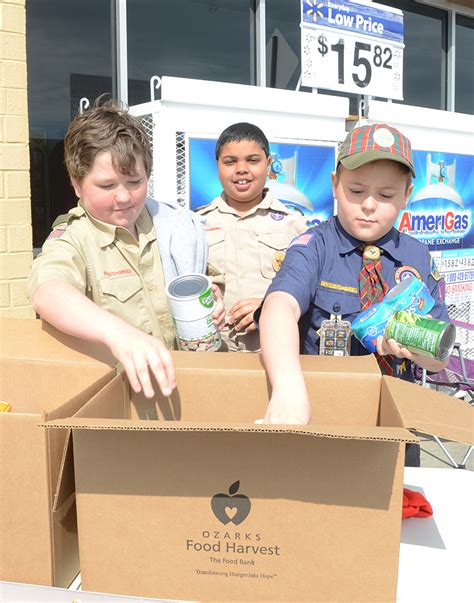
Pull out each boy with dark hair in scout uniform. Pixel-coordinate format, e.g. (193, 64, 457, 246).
(197, 122, 307, 352)
(258, 123, 450, 466)
(29, 99, 222, 398)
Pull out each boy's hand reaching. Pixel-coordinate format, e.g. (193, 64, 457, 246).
(227, 297, 262, 333)
(105, 325, 176, 399)
(263, 382, 311, 425)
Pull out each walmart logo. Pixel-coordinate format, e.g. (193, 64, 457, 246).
(304, 0, 324, 23)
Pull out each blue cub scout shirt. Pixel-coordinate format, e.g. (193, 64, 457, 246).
(265, 217, 450, 381)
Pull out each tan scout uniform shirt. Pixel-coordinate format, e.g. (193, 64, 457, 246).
(197, 190, 307, 352)
(28, 202, 176, 348)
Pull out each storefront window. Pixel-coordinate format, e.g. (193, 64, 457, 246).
(26, 0, 112, 247)
(265, 1, 359, 114)
(127, 0, 251, 106)
(378, 0, 447, 110)
(265, 0, 301, 90)
(455, 14, 474, 115)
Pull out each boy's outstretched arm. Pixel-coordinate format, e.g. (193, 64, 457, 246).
(260, 291, 311, 424)
(32, 281, 176, 398)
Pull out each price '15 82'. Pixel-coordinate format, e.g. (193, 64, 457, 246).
(317, 35, 392, 88)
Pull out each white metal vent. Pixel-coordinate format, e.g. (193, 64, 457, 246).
(136, 113, 155, 197)
(176, 132, 186, 208)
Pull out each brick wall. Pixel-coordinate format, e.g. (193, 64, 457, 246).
(0, 0, 34, 317)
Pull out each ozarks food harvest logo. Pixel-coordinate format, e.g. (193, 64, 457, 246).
(211, 481, 251, 526)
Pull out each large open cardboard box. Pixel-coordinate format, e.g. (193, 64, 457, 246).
(45, 351, 473, 602)
(0, 318, 115, 587)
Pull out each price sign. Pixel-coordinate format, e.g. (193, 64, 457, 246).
(436, 249, 474, 305)
(301, 0, 404, 100)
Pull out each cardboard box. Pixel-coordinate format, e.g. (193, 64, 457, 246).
(0, 318, 116, 587)
(45, 353, 473, 602)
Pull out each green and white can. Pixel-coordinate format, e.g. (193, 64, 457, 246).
(165, 273, 222, 352)
(385, 311, 455, 360)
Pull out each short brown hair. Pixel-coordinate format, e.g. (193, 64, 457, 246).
(64, 98, 152, 182)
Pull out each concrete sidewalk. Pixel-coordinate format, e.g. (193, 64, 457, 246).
(418, 388, 472, 470)
(420, 434, 473, 470)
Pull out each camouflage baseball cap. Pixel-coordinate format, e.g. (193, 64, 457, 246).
(337, 123, 416, 177)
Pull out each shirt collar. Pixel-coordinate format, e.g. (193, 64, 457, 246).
(260, 189, 295, 214)
(79, 201, 155, 248)
(216, 188, 293, 217)
(215, 193, 240, 216)
(334, 217, 403, 260)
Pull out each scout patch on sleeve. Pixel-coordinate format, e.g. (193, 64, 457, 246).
(288, 232, 313, 248)
(46, 228, 66, 240)
(394, 266, 422, 283)
(272, 250, 286, 271)
(430, 257, 441, 281)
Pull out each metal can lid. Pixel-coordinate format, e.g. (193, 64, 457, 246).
(384, 276, 414, 302)
(167, 273, 209, 299)
(437, 323, 456, 360)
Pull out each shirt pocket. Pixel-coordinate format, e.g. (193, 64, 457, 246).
(258, 232, 293, 279)
(313, 286, 361, 319)
(206, 229, 226, 276)
(99, 275, 142, 303)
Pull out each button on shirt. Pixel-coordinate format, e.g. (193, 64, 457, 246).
(28, 202, 176, 348)
(197, 190, 308, 352)
(265, 217, 449, 380)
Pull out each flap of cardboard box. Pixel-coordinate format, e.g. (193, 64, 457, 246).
(1, 318, 115, 366)
(51, 375, 130, 512)
(381, 376, 474, 445)
(171, 349, 381, 376)
(42, 418, 418, 443)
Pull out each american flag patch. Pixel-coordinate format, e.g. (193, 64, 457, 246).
(46, 228, 66, 240)
(288, 233, 313, 248)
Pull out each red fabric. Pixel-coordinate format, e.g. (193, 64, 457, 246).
(402, 488, 433, 519)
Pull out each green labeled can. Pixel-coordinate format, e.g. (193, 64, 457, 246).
(385, 311, 456, 360)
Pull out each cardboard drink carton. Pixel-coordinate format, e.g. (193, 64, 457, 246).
(0, 318, 115, 587)
(44, 352, 473, 602)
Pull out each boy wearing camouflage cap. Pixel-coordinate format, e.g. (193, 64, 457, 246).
(258, 123, 450, 465)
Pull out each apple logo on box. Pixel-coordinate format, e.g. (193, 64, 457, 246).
(211, 480, 251, 525)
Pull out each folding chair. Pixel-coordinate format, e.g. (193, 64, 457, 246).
(418, 321, 474, 469)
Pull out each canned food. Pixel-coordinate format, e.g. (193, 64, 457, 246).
(351, 302, 394, 352)
(385, 311, 456, 360)
(383, 276, 435, 315)
(165, 273, 222, 352)
(351, 276, 436, 353)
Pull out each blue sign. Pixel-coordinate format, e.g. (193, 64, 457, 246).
(301, 0, 404, 44)
(189, 138, 336, 228)
(396, 150, 474, 251)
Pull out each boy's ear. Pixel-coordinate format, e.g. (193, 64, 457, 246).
(403, 182, 414, 208)
(71, 178, 82, 199)
(331, 171, 337, 196)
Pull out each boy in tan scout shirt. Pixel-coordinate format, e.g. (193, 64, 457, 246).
(197, 122, 307, 352)
(29, 100, 222, 398)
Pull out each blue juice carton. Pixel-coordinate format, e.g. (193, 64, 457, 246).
(351, 276, 435, 353)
